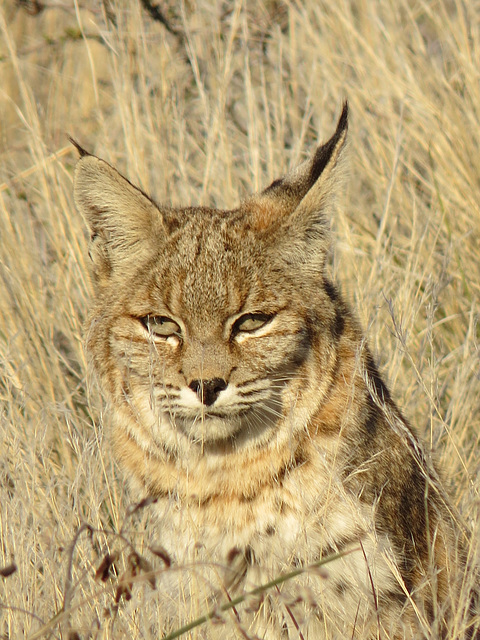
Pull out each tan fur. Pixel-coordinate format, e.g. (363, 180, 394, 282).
(73, 105, 474, 638)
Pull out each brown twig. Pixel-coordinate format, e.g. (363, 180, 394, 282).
(138, 0, 182, 37)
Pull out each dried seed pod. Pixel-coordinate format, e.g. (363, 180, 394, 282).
(149, 544, 172, 568)
(95, 552, 119, 582)
(0, 563, 17, 578)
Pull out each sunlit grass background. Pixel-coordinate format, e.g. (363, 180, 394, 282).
(1, 0, 479, 637)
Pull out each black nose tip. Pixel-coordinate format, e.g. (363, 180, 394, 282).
(188, 378, 227, 406)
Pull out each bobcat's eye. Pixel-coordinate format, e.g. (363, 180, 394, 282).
(232, 313, 273, 336)
(141, 315, 181, 338)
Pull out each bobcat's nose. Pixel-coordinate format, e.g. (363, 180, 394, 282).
(188, 378, 227, 406)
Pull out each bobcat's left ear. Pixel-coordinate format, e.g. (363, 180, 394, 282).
(245, 102, 348, 265)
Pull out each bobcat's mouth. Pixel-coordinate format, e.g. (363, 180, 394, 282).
(148, 378, 286, 446)
(172, 406, 248, 420)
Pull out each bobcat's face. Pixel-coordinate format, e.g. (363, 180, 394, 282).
(73, 105, 347, 452)
(101, 212, 315, 447)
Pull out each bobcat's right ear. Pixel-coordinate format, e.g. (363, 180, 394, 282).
(73, 152, 166, 287)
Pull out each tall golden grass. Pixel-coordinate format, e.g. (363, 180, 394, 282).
(0, 1, 479, 638)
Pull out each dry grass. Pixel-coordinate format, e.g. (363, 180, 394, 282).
(0, 0, 479, 638)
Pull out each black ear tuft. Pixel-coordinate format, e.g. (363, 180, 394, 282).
(308, 102, 348, 189)
(68, 136, 90, 158)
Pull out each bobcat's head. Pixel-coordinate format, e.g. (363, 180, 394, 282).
(73, 105, 348, 455)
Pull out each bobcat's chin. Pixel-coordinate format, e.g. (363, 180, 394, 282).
(173, 406, 281, 447)
(174, 413, 245, 444)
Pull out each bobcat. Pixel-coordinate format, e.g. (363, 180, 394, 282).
(72, 105, 474, 639)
